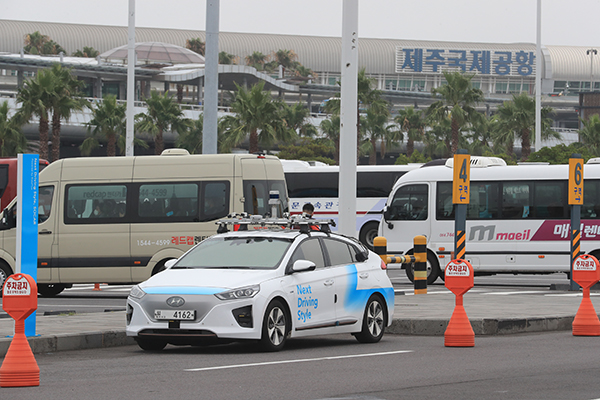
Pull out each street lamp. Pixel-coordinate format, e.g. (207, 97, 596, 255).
(587, 48, 597, 91)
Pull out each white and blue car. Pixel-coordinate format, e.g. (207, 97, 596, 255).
(126, 221, 395, 351)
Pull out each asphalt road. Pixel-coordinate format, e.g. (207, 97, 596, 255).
(2, 331, 600, 400)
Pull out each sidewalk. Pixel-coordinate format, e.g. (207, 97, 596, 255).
(1, 286, 599, 356)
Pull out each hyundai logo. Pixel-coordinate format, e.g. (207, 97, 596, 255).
(166, 296, 185, 307)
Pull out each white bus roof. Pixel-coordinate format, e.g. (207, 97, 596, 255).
(281, 159, 422, 173)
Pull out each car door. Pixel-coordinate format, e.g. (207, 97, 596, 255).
(284, 237, 337, 332)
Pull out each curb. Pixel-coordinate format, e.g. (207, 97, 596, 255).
(386, 316, 575, 336)
(0, 331, 135, 357)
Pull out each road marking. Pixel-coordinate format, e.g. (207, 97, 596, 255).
(480, 291, 548, 296)
(184, 349, 413, 372)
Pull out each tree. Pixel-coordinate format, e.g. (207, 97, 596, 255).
(579, 114, 600, 155)
(271, 49, 299, 75)
(23, 31, 50, 55)
(220, 82, 287, 153)
(279, 103, 317, 138)
(176, 114, 204, 154)
(493, 93, 558, 161)
(16, 68, 55, 160)
(245, 51, 269, 71)
(320, 115, 340, 164)
(135, 91, 191, 155)
(81, 95, 126, 157)
(276, 138, 335, 165)
(0, 101, 28, 156)
(186, 38, 205, 56)
(528, 143, 596, 164)
(427, 71, 484, 155)
(42, 40, 66, 55)
(219, 51, 237, 65)
(362, 99, 395, 165)
(72, 46, 99, 58)
(47, 64, 86, 161)
(395, 106, 424, 157)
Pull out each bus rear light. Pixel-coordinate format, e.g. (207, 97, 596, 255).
(380, 260, 387, 270)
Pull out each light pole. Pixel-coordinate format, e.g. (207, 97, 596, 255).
(587, 48, 597, 91)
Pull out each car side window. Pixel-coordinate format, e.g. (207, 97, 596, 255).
(323, 238, 354, 266)
(289, 238, 325, 270)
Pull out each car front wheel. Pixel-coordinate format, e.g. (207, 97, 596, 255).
(355, 294, 386, 343)
(260, 300, 289, 352)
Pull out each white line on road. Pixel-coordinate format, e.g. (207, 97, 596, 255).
(479, 291, 548, 295)
(184, 349, 413, 372)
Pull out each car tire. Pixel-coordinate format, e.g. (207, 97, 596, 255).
(135, 337, 167, 351)
(405, 252, 440, 285)
(359, 222, 379, 251)
(355, 294, 386, 343)
(38, 283, 66, 297)
(0, 263, 12, 297)
(260, 299, 289, 352)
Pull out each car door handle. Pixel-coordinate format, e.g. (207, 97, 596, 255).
(359, 272, 369, 279)
(324, 279, 334, 286)
(39, 230, 52, 235)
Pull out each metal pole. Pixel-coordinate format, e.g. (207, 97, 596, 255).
(125, 0, 135, 157)
(535, 0, 542, 153)
(338, 0, 358, 237)
(203, 0, 219, 154)
(587, 49, 597, 91)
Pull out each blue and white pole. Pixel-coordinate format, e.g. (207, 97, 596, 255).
(16, 154, 39, 337)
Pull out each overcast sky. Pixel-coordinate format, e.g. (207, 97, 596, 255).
(3, 0, 599, 47)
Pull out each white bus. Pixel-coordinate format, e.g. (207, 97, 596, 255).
(380, 157, 600, 284)
(282, 160, 421, 248)
(0, 150, 288, 296)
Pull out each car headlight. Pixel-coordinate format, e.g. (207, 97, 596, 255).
(215, 285, 260, 301)
(129, 285, 146, 300)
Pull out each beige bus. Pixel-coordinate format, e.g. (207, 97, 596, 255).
(0, 150, 288, 296)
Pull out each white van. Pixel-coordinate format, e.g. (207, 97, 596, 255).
(0, 151, 288, 296)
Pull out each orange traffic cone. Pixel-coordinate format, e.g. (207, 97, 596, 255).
(572, 288, 600, 336)
(444, 295, 475, 347)
(0, 321, 40, 387)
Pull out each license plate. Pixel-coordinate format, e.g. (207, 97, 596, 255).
(154, 309, 195, 320)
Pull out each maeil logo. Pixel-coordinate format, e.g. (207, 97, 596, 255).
(469, 225, 531, 241)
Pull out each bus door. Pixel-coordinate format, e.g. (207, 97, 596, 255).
(59, 183, 131, 283)
(384, 183, 431, 254)
(37, 184, 58, 282)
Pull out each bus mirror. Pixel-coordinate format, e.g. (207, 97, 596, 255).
(1, 209, 6, 226)
(383, 206, 390, 221)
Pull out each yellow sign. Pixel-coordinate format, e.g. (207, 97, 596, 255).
(568, 157, 583, 205)
(453, 154, 470, 204)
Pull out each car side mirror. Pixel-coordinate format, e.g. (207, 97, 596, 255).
(164, 259, 178, 269)
(292, 260, 316, 273)
(356, 251, 368, 262)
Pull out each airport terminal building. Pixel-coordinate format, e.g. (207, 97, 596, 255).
(0, 19, 598, 153)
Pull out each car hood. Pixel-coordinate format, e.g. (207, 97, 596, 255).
(138, 268, 280, 294)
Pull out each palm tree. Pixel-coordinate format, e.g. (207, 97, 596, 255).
(494, 93, 558, 160)
(579, 114, 600, 155)
(23, 31, 50, 55)
(81, 95, 126, 157)
(72, 46, 99, 58)
(395, 106, 424, 157)
(220, 82, 286, 153)
(136, 91, 190, 155)
(48, 64, 86, 162)
(279, 103, 317, 138)
(427, 71, 484, 155)
(219, 51, 237, 65)
(272, 49, 299, 75)
(16, 68, 55, 160)
(245, 51, 269, 71)
(320, 115, 341, 164)
(362, 99, 394, 165)
(467, 113, 494, 156)
(176, 114, 204, 154)
(0, 101, 28, 156)
(186, 38, 205, 56)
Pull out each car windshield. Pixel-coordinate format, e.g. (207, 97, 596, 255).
(173, 236, 292, 270)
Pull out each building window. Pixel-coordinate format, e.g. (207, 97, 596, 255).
(495, 82, 508, 94)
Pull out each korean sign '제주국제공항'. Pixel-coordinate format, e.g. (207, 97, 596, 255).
(396, 48, 536, 77)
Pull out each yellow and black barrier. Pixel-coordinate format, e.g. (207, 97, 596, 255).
(373, 235, 428, 294)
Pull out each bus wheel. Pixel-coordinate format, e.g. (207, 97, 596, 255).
(359, 222, 379, 250)
(38, 284, 66, 297)
(0, 263, 12, 296)
(404, 252, 440, 285)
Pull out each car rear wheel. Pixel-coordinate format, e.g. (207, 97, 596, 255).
(355, 294, 386, 343)
(135, 337, 167, 351)
(38, 284, 66, 297)
(260, 300, 289, 352)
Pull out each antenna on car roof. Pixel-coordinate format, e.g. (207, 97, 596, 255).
(215, 213, 336, 233)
